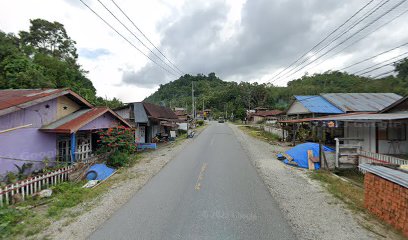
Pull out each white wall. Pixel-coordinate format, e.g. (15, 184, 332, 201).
(378, 126, 408, 154)
(344, 122, 408, 154)
(287, 101, 310, 115)
(344, 123, 376, 152)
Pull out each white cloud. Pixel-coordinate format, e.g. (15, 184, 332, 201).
(1, 0, 408, 101)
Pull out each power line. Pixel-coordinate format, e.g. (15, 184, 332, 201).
(109, 0, 186, 75)
(79, 0, 178, 77)
(96, 0, 182, 76)
(372, 69, 396, 78)
(275, 0, 406, 83)
(267, 0, 376, 83)
(272, 0, 393, 83)
(358, 62, 395, 75)
(352, 50, 408, 75)
(311, 6, 408, 72)
(338, 42, 408, 71)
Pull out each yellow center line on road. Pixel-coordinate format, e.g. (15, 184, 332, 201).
(195, 162, 208, 191)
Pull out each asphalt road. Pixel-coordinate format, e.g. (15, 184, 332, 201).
(89, 122, 296, 240)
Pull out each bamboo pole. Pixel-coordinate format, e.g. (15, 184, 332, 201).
(0, 124, 32, 134)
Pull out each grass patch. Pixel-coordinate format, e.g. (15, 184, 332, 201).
(239, 125, 280, 142)
(334, 169, 365, 187)
(309, 170, 365, 212)
(310, 170, 406, 239)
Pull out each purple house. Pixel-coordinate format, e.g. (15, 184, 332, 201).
(0, 89, 131, 177)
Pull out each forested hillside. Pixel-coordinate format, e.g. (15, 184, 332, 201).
(145, 60, 408, 119)
(0, 19, 122, 108)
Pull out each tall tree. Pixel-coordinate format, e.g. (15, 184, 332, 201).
(395, 58, 408, 80)
(0, 19, 121, 107)
(19, 19, 78, 60)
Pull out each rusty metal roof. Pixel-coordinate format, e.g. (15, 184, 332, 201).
(41, 107, 132, 133)
(278, 112, 375, 123)
(174, 110, 187, 116)
(279, 112, 408, 123)
(142, 102, 178, 120)
(315, 112, 408, 122)
(322, 93, 402, 112)
(252, 110, 283, 117)
(0, 89, 93, 116)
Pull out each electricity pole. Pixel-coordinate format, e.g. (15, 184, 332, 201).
(192, 81, 195, 119)
(202, 99, 204, 114)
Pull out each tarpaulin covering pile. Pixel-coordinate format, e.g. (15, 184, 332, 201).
(278, 142, 334, 170)
(86, 163, 115, 181)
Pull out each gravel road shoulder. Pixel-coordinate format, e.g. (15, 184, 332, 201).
(229, 123, 378, 240)
(34, 127, 207, 240)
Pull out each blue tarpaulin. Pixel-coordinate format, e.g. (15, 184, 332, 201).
(282, 143, 334, 169)
(86, 163, 115, 181)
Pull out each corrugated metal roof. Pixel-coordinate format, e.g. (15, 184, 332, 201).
(315, 113, 408, 121)
(0, 88, 93, 116)
(41, 107, 131, 133)
(142, 102, 178, 120)
(294, 96, 344, 114)
(252, 110, 283, 117)
(133, 102, 149, 123)
(42, 109, 92, 130)
(0, 89, 61, 110)
(278, 112, 375, 123)
(359, 163, 408, 188)
(380, 96, 408, 113)
(322, 93, 402, 112)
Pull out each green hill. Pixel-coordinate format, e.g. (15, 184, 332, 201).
(145, 64, 408, 120)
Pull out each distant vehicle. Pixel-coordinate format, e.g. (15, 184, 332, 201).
(218, 117, 225, 123)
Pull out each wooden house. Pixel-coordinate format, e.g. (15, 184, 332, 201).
(115, 102, 178, 143)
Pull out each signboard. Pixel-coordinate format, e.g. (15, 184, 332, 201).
(136, 126, 146, 143)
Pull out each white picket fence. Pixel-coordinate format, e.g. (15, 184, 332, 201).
(0, 166, 73, 207)
(359, 150, 408, 166)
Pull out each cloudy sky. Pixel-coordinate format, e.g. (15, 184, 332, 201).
(1, 0, 408, 102)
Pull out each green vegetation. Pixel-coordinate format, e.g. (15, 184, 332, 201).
(145, 60, 408, 120)
(239, 125, 280, 142)
(108, 152, 131, 168)
(309, 170, 365, 211)
(196, 120, 204, 126)
(95, 126, 136, 168)
(0, 19, 122, 108)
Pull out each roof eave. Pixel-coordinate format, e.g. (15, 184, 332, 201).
(0, 89, 93, 117)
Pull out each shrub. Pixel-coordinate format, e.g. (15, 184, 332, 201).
(196, 120, 204, 126)
(107, 151, 130, 168)
(95, 126, 136, 154)
(178, 129, 187, 134)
